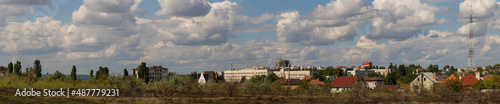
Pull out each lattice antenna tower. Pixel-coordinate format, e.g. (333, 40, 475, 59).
(468, 4, 475, 68)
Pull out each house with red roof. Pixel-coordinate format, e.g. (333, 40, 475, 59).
(329, 76, 358, 93)
(309, 79, 327, 86)
(442, 73, 480, 89)
(302, 76, 327, 86)
(461, 73, 478, 86)
(441, 74, 458, 83)
(303, 76, 313, 81)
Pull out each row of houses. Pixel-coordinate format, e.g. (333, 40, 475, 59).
(410, 71, 482, 92)
(269, 75, 397, 93)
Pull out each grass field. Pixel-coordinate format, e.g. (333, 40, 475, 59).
(1, 74, 500, 103)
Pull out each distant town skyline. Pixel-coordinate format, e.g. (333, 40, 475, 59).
(0, 0, 500, 74)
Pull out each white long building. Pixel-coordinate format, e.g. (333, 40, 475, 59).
(223, 67, 270, 82)
(272, 68, 318, 80)
(223, 67, 318, 82)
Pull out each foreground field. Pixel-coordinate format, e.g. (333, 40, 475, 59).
(1, 87, 499, 104)
(1, 75, 500, 103)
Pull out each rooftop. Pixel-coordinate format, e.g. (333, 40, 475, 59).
(366, 77, 384, 81)
(309, 79, 327, 86)
(330, 76, 358, 87)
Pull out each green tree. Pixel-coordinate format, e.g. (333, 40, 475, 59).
(132, 69, 136, 77)
(240, 76, 246, 82)
(296, 80, 311, 90)
(123, 68, 129, 77)
(445, 79, 463, 92)
(367, 72, 382, 77)
(96, 66, 110, 80)
(385, 72, 400, 85)
(25, 66, 37, 86)
(401, 74, 418, 84)
(14, 61, 22, 76)
(189, 71, 198, 79)
(493, 64, 500, 70)
(398, 64, 406, 76)
(90, 69, 94, 79)
(53, 70, 66, 80)
(450, 66, 456, 72)
(267, 73, 279, 82)
(33, 59, 42, 78)
(249, 75, 267, 83)
(485, 65, 493, 72)
(71, 65, 77, 81)
(8, 62, 13, 73)
(137, 62, 149, 83)
(388, 63, 393, 71)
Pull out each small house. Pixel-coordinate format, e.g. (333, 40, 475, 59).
(330, 76, 358, 93)
(410, 72, 441, 92)
(366, 77, 384, 89)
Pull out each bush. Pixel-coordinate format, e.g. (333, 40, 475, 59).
(105, 74, 145, 97)
(347, 82, 369, 103)
(222, 82, 239, 97)
(243, 79, 275, 96)
(157, 74, 200, 96)
(445, 79, 463, 92)
(53, 71, 66, 81)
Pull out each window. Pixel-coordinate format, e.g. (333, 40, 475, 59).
(418, 78, 420, 81)
(424, 78, 426, 81)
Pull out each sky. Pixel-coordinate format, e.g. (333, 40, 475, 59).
(1, 0, 500, 75)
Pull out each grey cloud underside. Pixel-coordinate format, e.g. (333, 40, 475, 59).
(155, 0, 211, 17)
(0, 0, 52, 5)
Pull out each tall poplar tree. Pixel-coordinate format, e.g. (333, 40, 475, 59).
(71, 65, 77, 81)
(34, 59, 42, 78)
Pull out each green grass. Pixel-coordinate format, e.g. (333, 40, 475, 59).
(0, 76, 109, 89)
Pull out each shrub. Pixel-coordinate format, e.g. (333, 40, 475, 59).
(105, 74, 145, 97)
(346, 82, 369, 103)
(53, 71, 66, 81)
(445, 79, 463, 92)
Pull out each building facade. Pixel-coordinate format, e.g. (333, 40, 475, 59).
(330, 76, 358, 93)
(134, 66, 169, 82)
(410, 72, 441, 92)
(223, 66, 318, 82)
(272, 69, 318, 80)
(223, 67, 270, 82)
(198, 71, 218, 84)
(366, 77, 385, 89)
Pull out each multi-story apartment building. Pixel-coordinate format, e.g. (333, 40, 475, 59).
(223, 66, 318, 82)
(133, 65, 169, 82)
(223, 67, 270, 82)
